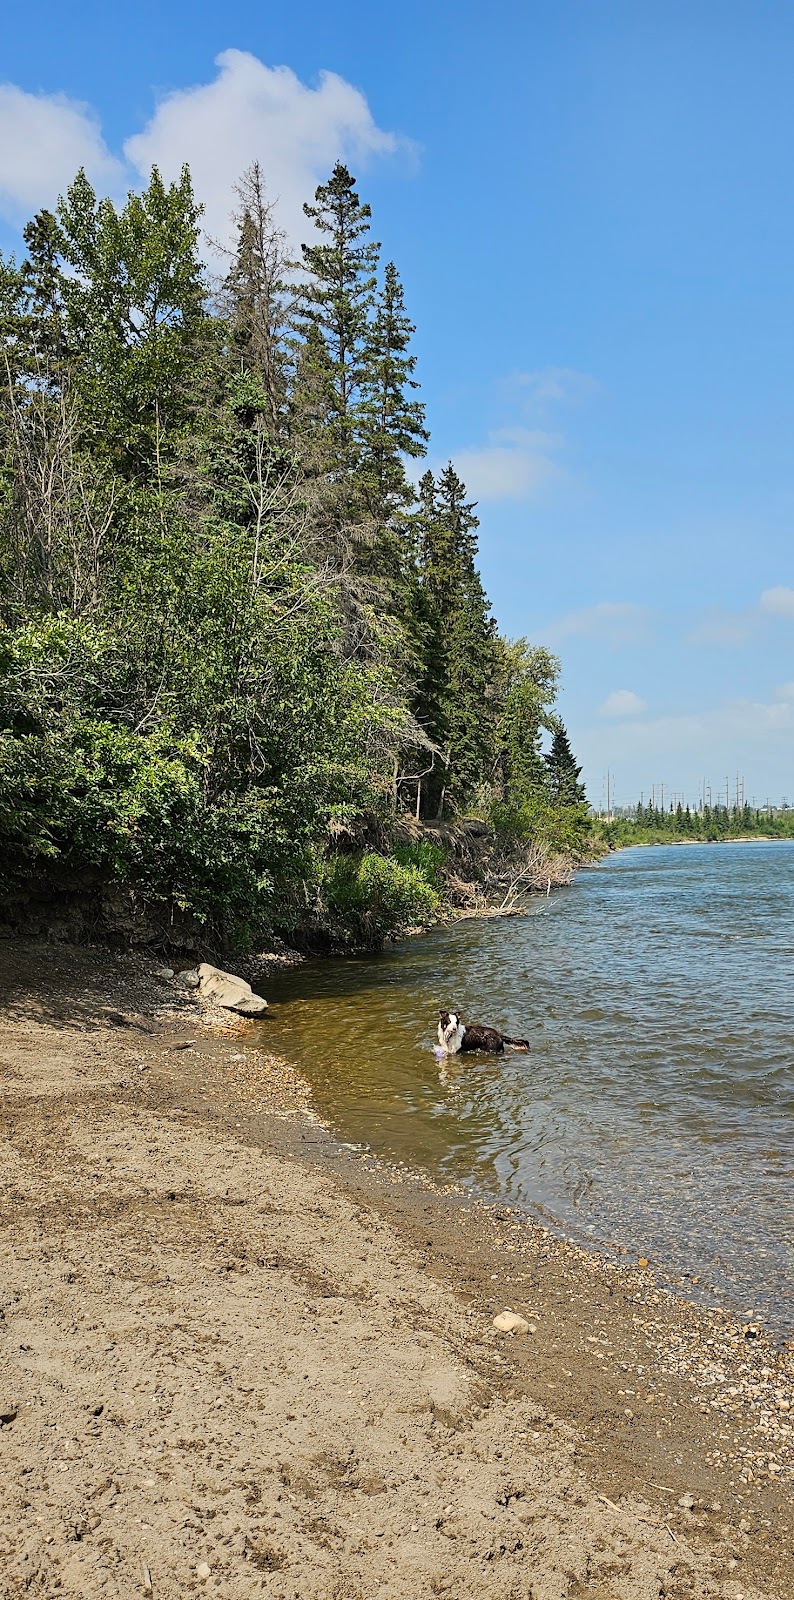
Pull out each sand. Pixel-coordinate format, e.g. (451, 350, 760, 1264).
(0, 935, 791, 1599)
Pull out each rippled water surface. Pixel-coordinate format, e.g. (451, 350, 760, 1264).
(256, 843, 794, 1331)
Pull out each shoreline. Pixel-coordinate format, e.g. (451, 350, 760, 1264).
(1, 934, 792, 1598)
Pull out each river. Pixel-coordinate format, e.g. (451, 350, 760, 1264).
(255, 841, 794, 1334)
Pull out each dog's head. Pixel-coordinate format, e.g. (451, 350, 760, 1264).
(438, 1009, 459, 1033)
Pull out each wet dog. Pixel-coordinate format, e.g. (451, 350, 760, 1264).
(437, 1009, 530, 1056)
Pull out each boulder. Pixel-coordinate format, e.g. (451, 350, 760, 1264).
(197, 963, 268, 1015)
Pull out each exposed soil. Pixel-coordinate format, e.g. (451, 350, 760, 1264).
(0, 935, 791, 1599)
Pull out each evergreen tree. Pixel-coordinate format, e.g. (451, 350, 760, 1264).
(358, 261, 428, 519)
(544, 722, 587, 805)
(221, 163, 291, 434)
(298, 163, 379, 468)
(413, 464, 498, 812)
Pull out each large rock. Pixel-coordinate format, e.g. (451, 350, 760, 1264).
(197, 963, 268, 1016)
(492, 1311, 534, 1336)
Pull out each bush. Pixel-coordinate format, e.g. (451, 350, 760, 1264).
(323, 850, 440, 947)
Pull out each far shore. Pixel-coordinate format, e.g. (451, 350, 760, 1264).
(1, 932, 793, 1598)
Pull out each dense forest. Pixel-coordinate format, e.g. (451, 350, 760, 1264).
(0, 161, 590, 948)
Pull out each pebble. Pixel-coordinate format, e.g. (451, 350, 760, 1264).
(197, 1562, 212, 1581)
(0, 1400, 18, 1425)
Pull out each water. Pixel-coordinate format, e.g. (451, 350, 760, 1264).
(256, 842, 794, 1333)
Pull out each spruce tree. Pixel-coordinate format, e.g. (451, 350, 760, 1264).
(298, 163, 379, 468)
(413, 464, 498, 812)
(358, 261, 428, 519)
(221, 163, 292, 434)
(544, 721, 587, 806)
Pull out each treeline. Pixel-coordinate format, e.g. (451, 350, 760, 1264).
(0, 161, 589, 947)
(600, 803, 794, 848)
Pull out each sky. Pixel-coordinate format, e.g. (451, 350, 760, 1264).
(1, 0, 793, 809)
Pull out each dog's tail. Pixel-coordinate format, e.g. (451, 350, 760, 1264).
(502, 1036, 530, 1052)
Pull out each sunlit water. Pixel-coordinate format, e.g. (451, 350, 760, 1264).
(254, 842, 794, 1332)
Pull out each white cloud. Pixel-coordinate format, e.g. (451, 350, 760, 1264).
(541, 601, 652, 648)
(600, 689, 647, 717)
(453, 427, 560, 503)
(759, 586, 794, 618)
(0, 84, 123, 223)
(0, 54, 400, 251)
(124, 50, 399, 249)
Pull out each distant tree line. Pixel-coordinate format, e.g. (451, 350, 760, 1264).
(600, 802, 794, 847)
(0, 160, 589, 945)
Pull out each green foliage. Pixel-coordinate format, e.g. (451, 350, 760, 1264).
(322, 851, 440, 947)
(0, 155, 594, 948)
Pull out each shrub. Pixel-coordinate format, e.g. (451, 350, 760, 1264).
(323, 850, 440, 947)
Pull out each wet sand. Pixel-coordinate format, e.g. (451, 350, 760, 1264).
(0, 935, 792, 1599)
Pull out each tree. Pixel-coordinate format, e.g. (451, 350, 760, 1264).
(297, 163, 379, 468)
(495, 640, 560, 803)
(544, 721, 587, 805)
(55, 165, 209, 472)
(412, 464, 498, 812)
(358, 261, 428, 520)
(219, 162, 292, 434)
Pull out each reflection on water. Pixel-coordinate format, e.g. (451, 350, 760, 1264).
(254, 842, 794, 1332)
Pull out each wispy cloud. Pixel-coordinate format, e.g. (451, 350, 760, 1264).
(600, 689, 647, 717)
(0, 53, 401, 249)
(452, 427, 560, 503)
(540, 601, 653, 649)
(760, 585, 794, 618)
(511, 366, 602, 407)
(449, 365, 600, 505)
(687, 585, 794, 646)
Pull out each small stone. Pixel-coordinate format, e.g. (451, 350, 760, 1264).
(176, 969, 201, 989)
(678, 1493, 695, 1509)
(197, 1562, 212, 1581)
(493, 1311, 532, 1336)
(0, 1400, 18, 1425)
(637, 1257, 649, 1268)
(155, 967, 175, 980)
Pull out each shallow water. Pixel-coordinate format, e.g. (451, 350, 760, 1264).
(255, 841, 794, 1332)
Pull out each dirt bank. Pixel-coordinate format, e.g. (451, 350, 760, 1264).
(0, 936, 791, 1599)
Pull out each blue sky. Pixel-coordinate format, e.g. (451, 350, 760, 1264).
(2, 0, 793, 807)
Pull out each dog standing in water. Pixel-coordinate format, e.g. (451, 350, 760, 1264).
(437, 1008, 530, 1056)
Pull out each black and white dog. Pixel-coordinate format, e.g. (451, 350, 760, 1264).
(437, 1008, 530, 1056)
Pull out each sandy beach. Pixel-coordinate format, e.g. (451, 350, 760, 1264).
(1, 935, 792, 1599)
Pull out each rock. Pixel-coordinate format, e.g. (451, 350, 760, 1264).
(196, 1562, 212, 1581)
(197, 963, 267, 1015)
(176, 968, 201, 989)
(155, 967, 175, 979)
(678, 1493, 695, 1510)
(0, 1400, 18, 1425)
(493, 1311, 533, 1336)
